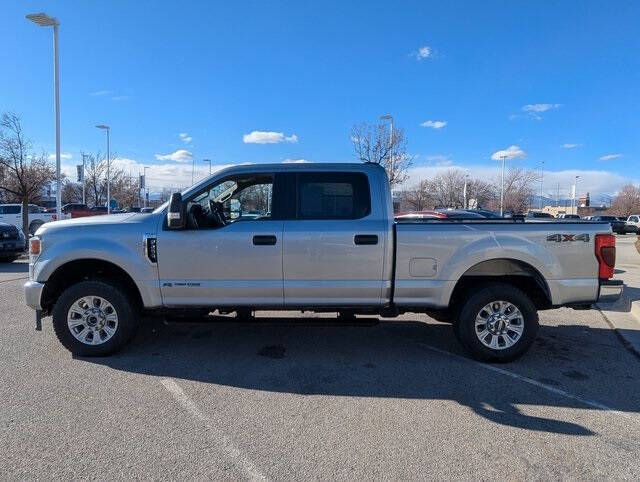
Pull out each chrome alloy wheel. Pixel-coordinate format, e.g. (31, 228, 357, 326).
(474, 300, 524, 350)
(67, 296, 119, 346)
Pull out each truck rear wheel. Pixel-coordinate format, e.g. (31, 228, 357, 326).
(454, 282, 538, 362)
(52, 280, 138, 356)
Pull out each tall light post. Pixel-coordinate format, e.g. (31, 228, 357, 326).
(81, 153, 87, 205)
(95, 125, 110, 213)
(572, 175, 580, 215)
(202, 159, 212, 176)
(143, 166, 149, 208)
(463, 170, 470, 209)
(26, 12, 62, 217)
(380, 114, 394, 181)
(539, 160, 545, 210)
(500, 155, 507, 216)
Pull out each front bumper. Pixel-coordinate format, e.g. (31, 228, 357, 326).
(0, 240, 26, 256)
(24, 280, 45, 311)
(598, 279, 623, 303)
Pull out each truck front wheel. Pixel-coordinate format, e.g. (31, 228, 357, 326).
(52, 280, 138, 356)
(454, 282, 538, 362)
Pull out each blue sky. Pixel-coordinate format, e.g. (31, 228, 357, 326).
(1, 1, 638, 199)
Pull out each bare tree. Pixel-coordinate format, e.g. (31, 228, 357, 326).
(466, 178, 496, 209)
(428, 169, 468, 208)
(401, 180, 433, 211)
(609, 185, 640, 217)
(351, 122, 413, 186)
(486, 167, 539, 214)
(0, 112, 56, 234)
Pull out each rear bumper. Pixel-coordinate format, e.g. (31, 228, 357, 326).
(598, 279, 623, 303)
(24, 280, 45, 311)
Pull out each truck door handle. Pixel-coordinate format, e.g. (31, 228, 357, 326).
(253, 235, 277, 246)
(354, 234, 378, 245)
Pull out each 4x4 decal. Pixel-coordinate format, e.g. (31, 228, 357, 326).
(546, 233, 590, 242)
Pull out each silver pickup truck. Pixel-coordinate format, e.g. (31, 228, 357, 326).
(24, 163, 622, 362)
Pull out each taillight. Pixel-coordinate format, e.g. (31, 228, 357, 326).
(595, 233, 615, 279)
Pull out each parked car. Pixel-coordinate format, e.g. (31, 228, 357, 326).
(557, 213, 581, 220)
(526, 211, 555, 219)
(0, 204, 68, 235)
(0, 222, 26, 262)
(395, 210, 485, 219)
(140, 207, 154, 213)
(90, 206, 108, 214)
(463, 208, 500, 218)
(591, 215, 627, 234)
(24, 162, 622, 362)
(62, 203, 104, 218)
(625, 215, 640, 233)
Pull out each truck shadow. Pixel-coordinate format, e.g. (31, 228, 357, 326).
(83, 314, 640, 436)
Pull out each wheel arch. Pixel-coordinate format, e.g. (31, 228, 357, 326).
(41, 258, 143, 314)
(449, 258, 552, 311)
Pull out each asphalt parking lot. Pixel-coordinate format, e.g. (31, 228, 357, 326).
(1, 259, 640, 479)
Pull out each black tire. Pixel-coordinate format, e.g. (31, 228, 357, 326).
(454, 282, 538, 362)
(52, 280, 138, 356)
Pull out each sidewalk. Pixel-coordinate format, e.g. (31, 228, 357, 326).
(597, 236, 640, 357)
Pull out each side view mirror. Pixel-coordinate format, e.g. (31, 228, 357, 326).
(167, 192, 185, 230)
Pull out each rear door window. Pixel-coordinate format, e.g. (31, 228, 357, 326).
(296, 172, 370, 220)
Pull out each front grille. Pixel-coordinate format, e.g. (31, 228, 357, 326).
(0, 226, 19, 240)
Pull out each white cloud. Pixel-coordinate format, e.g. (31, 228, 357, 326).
(243, 131, 298, 144)
(282, 159, 310, 163)
(154, 149, 193, 162)
(179, 132, 193, 144)
(599, 153, 622, 161)
(420, 120, 447, 129)
(491, 145, 527, 161)
(522, 103, 562, 113)
(90, 90, 111, 96)
(414, 46, 432, 60)
(561, 143, 582, 149)
(111, 95, 130, 101)
(48, 152, 72, 161)
(425, 154, 453, 166)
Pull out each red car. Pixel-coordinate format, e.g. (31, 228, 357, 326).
(62, 203, 104, 218)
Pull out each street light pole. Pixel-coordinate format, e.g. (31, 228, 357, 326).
(379, 114, 394, 182)
(26, 12, 62, 217)
(95, 125, 110, 213)
(143, 166, 149, 208)
(572, 175, 580, 215)
(540, 160, 544, 210)
(500, 155, 507, 216)
(202, 159, 211, 176)
(81, 153, 86, 205)
(463, 170, 469, 209)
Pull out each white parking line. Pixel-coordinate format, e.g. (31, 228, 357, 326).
(417, 343, 639, 424)
(160, 378, 268, 481)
